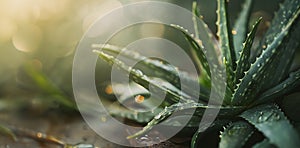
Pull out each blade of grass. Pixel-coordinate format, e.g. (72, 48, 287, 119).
(24, 63, 76, 110)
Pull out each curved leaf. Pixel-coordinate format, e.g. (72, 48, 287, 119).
(240, 104, 300, 148)
(108, 102, 162, 123)
(127, 102, 244, 139)
(94, 50, 192, 103)
(170, 24, 211, 78)
(219, 121, 254, 148)
(258, 0, 300, 89)
(232, 5, 300, 105)
(23, 62, 76, 110)
(256, 68, 300, 105)
(268, 16, 300, 87)
(0, 124, 17, 141)
(93, 44, 210, 101)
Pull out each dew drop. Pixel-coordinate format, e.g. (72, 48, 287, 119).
(257, 63, 261, 67)
(136, 136, 151, 144)
(258, 116, 264, 123)
(257, 112, 264, 123)
(283, 84, 287, 88)
(154, 114, 161, 120)
(231, 30, 237, 35)
(151, 109, 155, 114)
(135, 95, 145, 104)
(134, 69, 144, 77)
(105, 85, 113, 94)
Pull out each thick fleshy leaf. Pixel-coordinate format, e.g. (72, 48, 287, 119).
(259, 0, 300, 49)
(173, 4, 226, 104)
(235, 18, 261, 84)
(232, 0, 254, 58)
(170, 24, 211, 78)
(258, 0, 300, 88)
(241, 104, 300, 148)
(232, 5, 300, 105)
(93, 44, 210, 102)
(256, 68, 300, 104)
(127, 102, 244, 139)
(108, 82, 165, 111)
(108, 102, 162, 123)
(192, 2, 211, 86)
(217, 0, 236, 90)
(253, 139, 276, 148)
(94, 50, 192, 103)
(219, 121, 254, 148)
(172, 3, 226, 103)
(267, 17, 300, 88)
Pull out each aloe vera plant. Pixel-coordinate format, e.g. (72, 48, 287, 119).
(94, 0, 300, 147)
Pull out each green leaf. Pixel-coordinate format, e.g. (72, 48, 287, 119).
(0, 124, 17, 141)
(192, 1, 212, 87)
(171, 5, 225, 101)
(232, 0, 254, 58)
(259, 0, 300, 88)
(235, 18, 262, 85)
(253, 139, 276, 148)
(219, 121, 254, 148)
(232, 5, 300, 105)
(166, 30, 225, 103)
(192, 2, 200, 39)
(93, 44, 210, 102)
(108, 102, 162, 123)
(217, 0, 236, 90)
(111, 82, 164, 110)
(240, 104, 300, 148)
(259, 0, 300, 49)
(127, 102, 244, 139)
(173, 6, 226, 104)
(268, 17, 300, 87)
(256, 68, 300, 105)
(160, 115, 201, 127)
(191, 120, 230, 148)
(94, 50, 192, 103)
(23, 62, 76, 110)
(170, 24, 211, 78)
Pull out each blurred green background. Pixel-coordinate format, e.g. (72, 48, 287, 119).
(0, 0, 281, 93)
